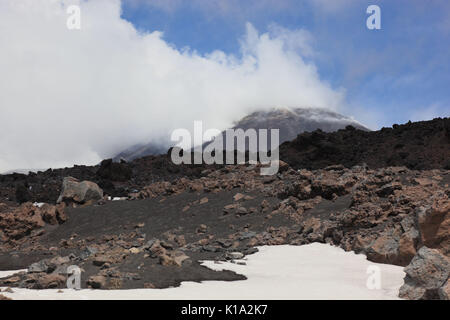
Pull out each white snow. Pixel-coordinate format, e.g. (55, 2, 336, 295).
(0, 269, 27, 279)
(112, 197, 127, 201)
(32, 202, 45, 208)
(0, 243, 405, 300)
(107, 197, 127, 201)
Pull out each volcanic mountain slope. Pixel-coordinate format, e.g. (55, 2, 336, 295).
(115, 107, 368, 161)
(280, 117, 450, 170)
(112, 143, 168, 163)
(228, 107, 368, 142)
(201, 107, 369, 151)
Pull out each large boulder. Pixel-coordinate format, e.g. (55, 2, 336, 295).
(363, 226, 416, 266)
(399, 246, 450, 300)
(417, 200, 450, 255)
(365, 231, 401, 265)
(57, 177, 103, 205)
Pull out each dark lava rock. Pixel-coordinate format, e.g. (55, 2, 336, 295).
(280, 117, 450, 170)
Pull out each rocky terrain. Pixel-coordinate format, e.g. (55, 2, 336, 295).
(280, 117, 450, 170)
(2, 117, 447, 207)
(0, 117, 449, 299)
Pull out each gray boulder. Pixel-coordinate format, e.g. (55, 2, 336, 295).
(57, 177, 103, 204)
(399, 246, 450, 300)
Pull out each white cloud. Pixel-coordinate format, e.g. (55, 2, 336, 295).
(0, 0, 344, 172)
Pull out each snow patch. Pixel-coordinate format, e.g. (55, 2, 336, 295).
(0, 243, 405, 300)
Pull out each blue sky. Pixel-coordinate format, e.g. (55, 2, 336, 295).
(121, 0, 450, 128)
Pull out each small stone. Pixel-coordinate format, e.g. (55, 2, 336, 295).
(129, 247, 141, 254)
(239, 231, 257, 240)
(159, 254, 177, 266)
(226, 252, 244, 260)
(202, 245, 219, 252)
(223, 204, 237, 214)
(233, 193, 245, 201)
(28, 260, 51, 273)
(197, 224, 208, 234)
(236, 207, 248, 215)
(87, 276, 107, 289)
(93, 255, 112, 267)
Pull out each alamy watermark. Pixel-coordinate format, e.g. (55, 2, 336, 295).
(366, 5, 381, 30)
(366, 265, 382, 290)
(170, 121, 280, 175)
(66, 5, 81, 30)
(66, 265, 81, 290)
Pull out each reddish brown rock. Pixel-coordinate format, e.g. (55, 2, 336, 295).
(364, 229, 403, 265)
(175, 235, 186, 247)
(87, 275, 107, 289)
(144, 282, 156, 289)
(0, 202, 45, 241)
(196, 224, 208, 234)
(311, 177, 347, 200)
(147, 240, 167, 258)
(38, 274, 66, 289)
(233, 193, 245, 201)
(40, 203, 67, 225)
(417, 200, 450, 255)
(398, 230, 419, 263)
(223, 203, 238, 214)
(199, 197, 209, 204)
(159, 251, 189, 267)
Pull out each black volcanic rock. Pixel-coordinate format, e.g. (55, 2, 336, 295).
(15, 183, 31, 204)
(280, 117, 450, 170)
(97, 159, 132, 182)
